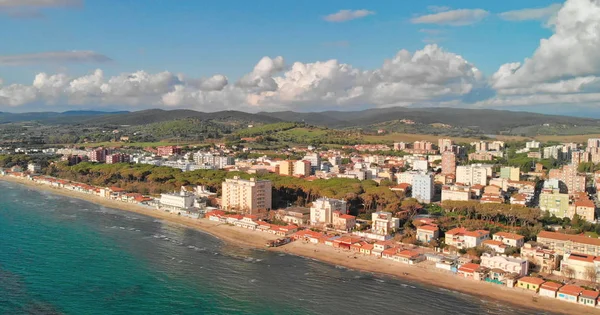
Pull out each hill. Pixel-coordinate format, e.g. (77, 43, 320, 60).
(259, 107, 600, 135)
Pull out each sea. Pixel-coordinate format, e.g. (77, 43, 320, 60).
(0, 181, 555, 315)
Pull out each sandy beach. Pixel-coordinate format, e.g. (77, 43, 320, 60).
(1, 175, 596, 315)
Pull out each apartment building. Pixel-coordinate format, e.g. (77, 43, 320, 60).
(371, 211, 400, 235)
(560, 252, 600, 282)
(456, 164, 492, 186)
(411, 173, 434, 203)
(278, 160, 294, 176)
(445, 227, 489, 249)
(480, 253, 529, 277)
(157, 146, 181, 157)
(441, 184, 470, 202)
(441, 151, 456, 175)
(500, 167, 520, 181)
(438, 138, 454, 152)
(221, 177, 272, 214)
(310, 197, 348, 226)
(520, 243, 559, 273)
(548, 164, 586, 194)
(539, 190, 570, 218)
(537, 231, 600, 256)
(492, 232, 525, 248)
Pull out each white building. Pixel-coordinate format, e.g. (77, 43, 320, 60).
(159, 190, 196, 210)
(411, 173, 434, 203)
(371, 211, 400, 235)
(27, 163, 41, 173)
(310, 197, 348, 226)
(480, 253, 529, 277)
(456, 164, 492, 186)
(397, 171, 419, 185)
(303, 153, 321, 173)
(412, 160, 428, 172)
(445, 227, 489, 249)
(441, 185, 470, 202)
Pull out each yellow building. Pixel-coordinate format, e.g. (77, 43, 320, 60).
(278, 160, 294, 176)
(516, 277, 545, 292)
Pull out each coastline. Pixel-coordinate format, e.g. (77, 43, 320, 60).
(0, 176, 593, 315)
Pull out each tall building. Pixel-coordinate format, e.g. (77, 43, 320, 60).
(278, 160, 294, 176)
(303, 153, 321, 173)
(500, 167, 520, 181)
(393, 142, 408, 151)
(106, 153, 130, 164)
(456, 164, 491, 186)
(293, 160, 311, 177)
(438, 138, 454, 152)
(157, 146, 181, 157)
(441, 151, 456, 175)
(89, 148, 109, 162)
(413, 141, 433, 151)
(539, 190, 569, 218)
(588, 138, 600, 149)
(221, 177, 272, 214)
(471, 141, 488, 152)
(310, 198, 347, 226)
(571, 150, 590, 166)
(412, 173, 434, 203)
(525, 141, 541, 150)
(489, 141, 505, 152)
(549, 164, 586, 194)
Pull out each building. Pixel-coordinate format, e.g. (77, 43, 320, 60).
(293, 160, 311, 177)
(482, 240, 507, 253)
(560, 252, 599, 282)
(27, 163, 41, 173)
(539, 190, 570, 218)
(416, 225, 439, 243)
(89, 148, 108, 162)
(106, 153, 130, 164)
(441, 184, 470, 202)
(579, 290, 599, 307)
(332, 211, 356, 232)
(397, 171, 419, 185)
(441, 151, 456, 175)
(520, 243, 559, 273)
(526, 141, 541, 150)
(371, 211, 400, 235)
(500, 167, 520, 181)
(157, 146, 181, 157)
(221, 177, 272, 214)
(275, 207, 311, 226)
(468, 152, 495, 161)
(159, 190, 196, 210)
(278, 160, 294, 176)
(516, 277, 545, 292)
(480, 253, 529, 277)
(303, 153, 321, 173)
(569, 198, 596, 222)
(456, 164, 491, 186)
(472, 141, 488, 152)
(536, 231, 600, 256)
(413, 141, 433, 151)
(438, 138, 454, 152)
(445, 227, 490, 249)
(412, 173, 434, 203)
(393, 142, 408, 151)
(540, 282, 563, 298)
(412, 160, 428, 172)
(310, 197, 348, 226)
(493, 232, 525, 248)
(549, 164, 586, 194)
(557, 285, 583, 303)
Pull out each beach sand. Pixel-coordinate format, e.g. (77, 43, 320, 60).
(1, 176, 596, 315)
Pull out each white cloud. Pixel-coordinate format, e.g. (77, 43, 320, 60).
(484, 0, 600, 108)
(499, 3, 563, 27)
(0, 51, 111, 66)
(323, 9, 375, 22)
(411, 9, 489, 26)
(0, 45, 483, 111)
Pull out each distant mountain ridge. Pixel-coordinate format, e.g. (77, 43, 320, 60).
(1, 107, 600, 134)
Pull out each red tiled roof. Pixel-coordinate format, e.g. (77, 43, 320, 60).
(538, 231, 600, 247)
(575, 199, 595, 208)
(494, 232, 525, 240)
(567, 253, 595, 263)
(339, 214, 356, 220)
(559, 284, 584, 296)
(540, 282, 562, 291)
(581, 290, 600, 299)
(458, 263, 480, 273)
(396, 249, 420, 259)
(483, 240, 506, 247)
(418, 225, 439, 232)
(518, 276, 545, 286)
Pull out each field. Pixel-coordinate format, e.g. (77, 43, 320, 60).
(76, 141, 205, 148)
(533, 134, 600, 143)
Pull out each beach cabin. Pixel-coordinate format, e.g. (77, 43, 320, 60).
(395, 250, 425, 265)
(539, 282, 562, 298)
(579, 290, 599, 307)
(516, 276, 545, 293)
(557, 285, 583, 303)
(458, 263, 480, 279)
(360, 243, 374, 255)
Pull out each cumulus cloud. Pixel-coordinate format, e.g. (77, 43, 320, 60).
(411, 9, 489, 26)
(485, 0, 600, 107)
(323, 9, 375, 22)
(0, 45, 483, 111)
(0, 0, 82, 18)
(499, 3, 562, 27)
(0, 51, 111, 66)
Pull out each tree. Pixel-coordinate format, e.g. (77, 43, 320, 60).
(585, 266, 598, 283)
(562, 266, 575, 279)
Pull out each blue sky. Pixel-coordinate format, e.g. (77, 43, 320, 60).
(0, 0, 598, 114)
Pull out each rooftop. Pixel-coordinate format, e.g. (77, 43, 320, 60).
(517, 276, 545, 286)
(538, 231, 600, 247)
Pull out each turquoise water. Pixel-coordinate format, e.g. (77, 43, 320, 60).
(0, 181, 549, 315)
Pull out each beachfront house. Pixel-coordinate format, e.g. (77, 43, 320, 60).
(539, 282, 562, 298)
(516, 276, 545, 293)
(579, 290, 599, 307)
(480, 253, 529, 277)
(395, 250, 425, 265)
(445, 228, 489, 249)
(492, 232, 525, 248)
(557, 285, 584, 303)
(416, 225, 439, 243)
(457, 263, 480, 279)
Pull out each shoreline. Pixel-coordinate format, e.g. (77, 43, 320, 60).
(0, 176, 593, 315)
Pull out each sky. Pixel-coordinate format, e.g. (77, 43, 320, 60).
(0, 0, 599, 115)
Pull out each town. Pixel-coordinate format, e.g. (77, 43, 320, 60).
(3, 135, 600, 310)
